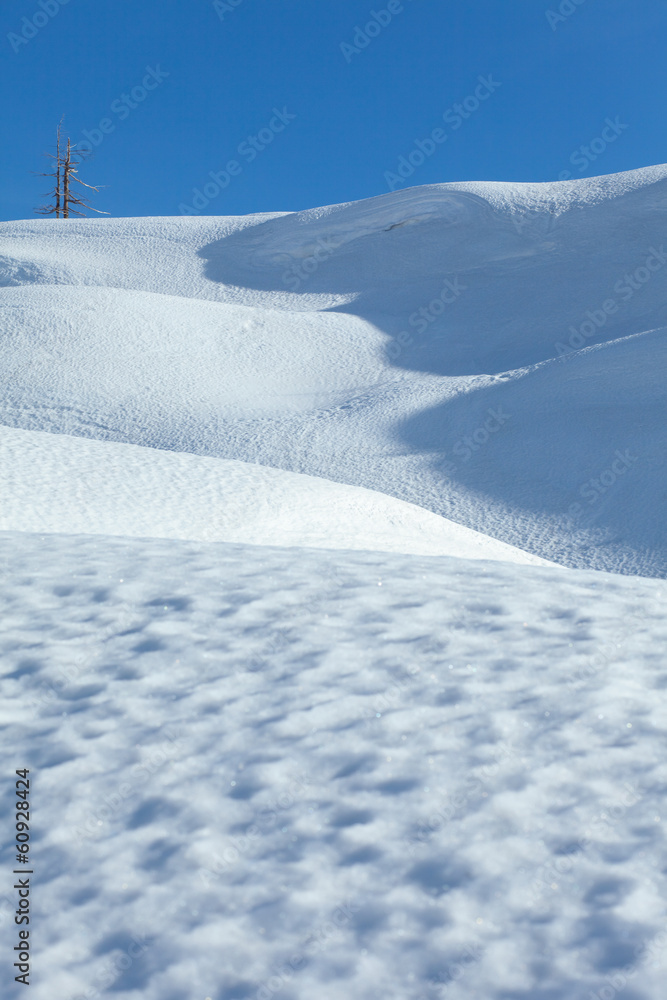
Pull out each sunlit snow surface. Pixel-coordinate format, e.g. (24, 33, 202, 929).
(1, 167, 667, 1000)
(0, 425, 551, 564)
(2, 165, 667, 574)
(1, 533, 666, 1000)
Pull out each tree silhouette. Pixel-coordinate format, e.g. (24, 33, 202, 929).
(36, 118, 108, 219)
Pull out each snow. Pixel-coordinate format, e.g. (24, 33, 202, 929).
(1, 533, 666, 1000)
(0, 425, 551, 564)
(1, 164, 667, 998)
(2, 165, 667, 574)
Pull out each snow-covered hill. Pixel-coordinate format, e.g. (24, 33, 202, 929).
(2, 167, 667, 1000)
(1, 165, 666, 574)
(0, 425, 550, 563)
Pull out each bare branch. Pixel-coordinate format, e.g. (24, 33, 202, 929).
(35, 117, 107, 219)
(70, 176, 103, 191)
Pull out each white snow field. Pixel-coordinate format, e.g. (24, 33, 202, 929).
(1, 165, 667, 1000)
(0, 425, 550, 564)
(2, 164, 667, 574)
(1, 534, 666, 1000)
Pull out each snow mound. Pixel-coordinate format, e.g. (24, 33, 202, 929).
(1, 164, 667, 574)
(0, 284, 384, 424)
(0, 425, 551, 563)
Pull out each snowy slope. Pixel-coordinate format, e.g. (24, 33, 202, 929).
(0, 425, 551, 563)
(2, 165, 667, 573)
(1, 531, 666, 1000)
(2, 168, 667, 1000)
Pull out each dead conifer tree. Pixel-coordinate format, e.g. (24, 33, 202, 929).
(36, 119, 109, 219)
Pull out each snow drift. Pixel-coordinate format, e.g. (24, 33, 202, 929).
(2, 166, 667, 1000)
(1, 165, 666, 574)
(0, 424, 550, 563)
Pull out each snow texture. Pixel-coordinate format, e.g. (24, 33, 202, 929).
(1, 165, 667, 999)
(0, 425, 550, 564)
(1, 533, 666, 1000)
(2, 165, 667, 574)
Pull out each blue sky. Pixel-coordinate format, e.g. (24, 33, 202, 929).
(1, 0, 665, 220)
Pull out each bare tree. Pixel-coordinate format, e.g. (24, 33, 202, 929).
(36, 119, 109, 218)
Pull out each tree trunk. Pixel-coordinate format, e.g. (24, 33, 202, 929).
(63, 138, 71, 218)
(55, 123, 62, 218)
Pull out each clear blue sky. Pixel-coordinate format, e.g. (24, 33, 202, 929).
(1, 0, 665, 220)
